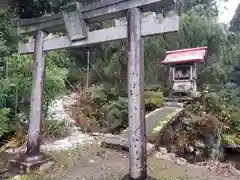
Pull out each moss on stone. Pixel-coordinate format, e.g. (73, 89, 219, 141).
(152, 109, 180, 134)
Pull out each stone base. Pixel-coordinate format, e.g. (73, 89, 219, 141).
(9, 152, 54, 174)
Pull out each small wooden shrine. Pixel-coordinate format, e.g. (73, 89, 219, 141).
(161, 46, 208, 97)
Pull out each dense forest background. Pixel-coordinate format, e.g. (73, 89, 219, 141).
(0, 0, 240, 146)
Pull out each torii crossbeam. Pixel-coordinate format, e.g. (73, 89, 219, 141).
(10, 0, 179, 179)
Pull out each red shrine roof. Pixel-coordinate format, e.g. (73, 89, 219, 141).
(161, 46, 208, 65)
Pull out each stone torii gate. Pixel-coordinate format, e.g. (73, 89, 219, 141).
(11, 0, 179, 179)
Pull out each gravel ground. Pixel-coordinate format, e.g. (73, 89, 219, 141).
(24, 141, 240, 180)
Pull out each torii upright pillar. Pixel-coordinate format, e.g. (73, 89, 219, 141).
(9, 30, 53, 174)
(27, 30, 47, 156)
(127, 8, 146, 180)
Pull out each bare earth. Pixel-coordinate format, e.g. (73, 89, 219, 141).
(26, 140, 240, 180)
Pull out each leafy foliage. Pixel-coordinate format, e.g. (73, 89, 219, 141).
(44, 119, 68, 138)
(0, 12, 68, 140)
(144, 91, 164, 112)
(187, 88, 240, 145)
(230, 3, 240, 32)
(67, 85, 164, 134)
(0, 108, 12, 138)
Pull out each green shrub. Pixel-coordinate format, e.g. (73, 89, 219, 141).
(0, 108, 12, 138)
(101, 97, 128, 124)
(44, 119, 68, 138)
(144, 91, 164, 112)
(144, 91, 164, 105)
(75, 87, 127, 133)
(0, 51, 69, 144)
(90, 85, 109, 105)
(76, 87, 165, 133)
(229, 111, 240, 133)
(222, 134, 240, 145)
(188, 89, 240, 145)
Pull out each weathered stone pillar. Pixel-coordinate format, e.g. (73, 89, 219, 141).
(27, 30, 47, 156)
(127, 7, 147, 180)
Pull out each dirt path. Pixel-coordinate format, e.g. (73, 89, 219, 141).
(27, 141, 240, 180)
